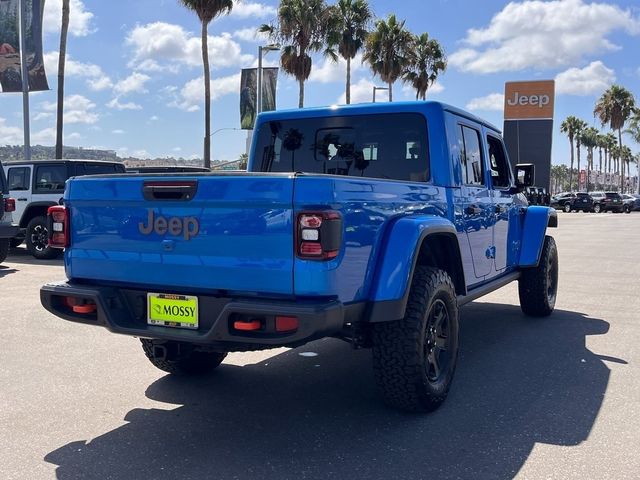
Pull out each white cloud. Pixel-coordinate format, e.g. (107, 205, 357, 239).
(40, 94, 99, 124)
(133, 149, 150, 159)
(43, 51, 112, 90)
(150, 115, 159, 121)
(401, 81, 445, 99)
(310, 54, 364, 84)
(172, 147, 182, 152)
(555, 61, 616, 95)
(112, 129, 125, 134)
(450, 0, 640, 73)
(33, 112, 53, 121)
(125, 22, 253, 73)
(32, 128, 56, 145)
(232, 27, 269, 43)
(114, 72, 151, 96)
(466, 93, 505, 112)
(107, 98, 143, 111)
(67, 132, 82, 141)
(43, 0, 95, 37)
(230, 2, 277, 19)
(337, 78, 383, 104)
(167, 74, 241, 111)
(0, 117, 24, 144)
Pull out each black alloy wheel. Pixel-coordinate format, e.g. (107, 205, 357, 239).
(424, 299, 452, 383)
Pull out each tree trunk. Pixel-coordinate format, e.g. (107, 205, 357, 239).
(55, 0, 70, 160)
(201, 21, 211, 169)
(576, 140, 581, 191)
(388, 82, 393, 102)
(345, 57, 351, 105)
(298, 78, 304, 108)
(568, 137, 574, 192)
(618, 128, 624, 192)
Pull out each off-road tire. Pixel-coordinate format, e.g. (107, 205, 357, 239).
(563, 203, 571, 213)
(26, 216, 61, 260)
(0, 238, 9, 263)
(141, 339, 227, 375)
(372, 266, 460, 413)
(593, 204, 602, 213)
(9, 237, 23, 248)
(519, 235, 558, 317)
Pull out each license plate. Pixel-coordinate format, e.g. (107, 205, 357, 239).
(147, 293, 198, 329)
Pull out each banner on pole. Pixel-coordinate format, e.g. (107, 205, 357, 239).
(0, 0, 48, 93)
(240, 67, 278, 130)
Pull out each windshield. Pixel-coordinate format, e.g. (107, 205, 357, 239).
(254, 113, 430, 182)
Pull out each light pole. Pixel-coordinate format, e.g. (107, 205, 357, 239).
(372, 86, 389, 103)
(257, 44, 280, 114)
(208, 127, 240, 165)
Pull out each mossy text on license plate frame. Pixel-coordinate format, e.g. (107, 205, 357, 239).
(147, 293, 199, 329)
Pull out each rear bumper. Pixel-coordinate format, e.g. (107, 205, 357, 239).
(0, 224, 19, 239)
(40, 281, 345, 351)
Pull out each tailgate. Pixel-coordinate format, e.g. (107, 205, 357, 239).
(66, 174, 295, 296)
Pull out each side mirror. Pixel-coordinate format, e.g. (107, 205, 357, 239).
(514, 163, 535, 190)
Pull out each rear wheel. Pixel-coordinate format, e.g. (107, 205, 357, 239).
(519, 236, 558, 317)
(372, 266, 460, 412)
(624, 205, 631, 214)
(26, 216, 61, 260)
(593, 204, 601, 213)
(563, 203, 571, 213)
(141, 339, 227, 375)
(0, 238, 8, 263)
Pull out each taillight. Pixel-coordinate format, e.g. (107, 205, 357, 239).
(296, 211, 342, 260)
(48, 205, 69, 248)
(4, 198, 15, 212)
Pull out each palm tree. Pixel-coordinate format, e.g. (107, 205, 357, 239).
(326, 0, 372, 105)
(594, 85, 636, 191)
(604, 133, 617, 189)
(626, 109, 640, 193)
(620, 145, 633, 193)
(574, 119, 587, 191)
(609, 144, 621, 190)
(402, 33, 446, 100)
(580, 127, 598, 192)
(179, 0, 234, 169)
(261, 0, 332, 108)
(560, 116, 585, 192)
(363, 14, 412, 102)
(55, 0, 70, 159)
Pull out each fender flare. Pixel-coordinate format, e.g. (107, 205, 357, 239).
(368, 216, 462, 322)
(19, 201, 58, 228)
(519, 206, 557, 267)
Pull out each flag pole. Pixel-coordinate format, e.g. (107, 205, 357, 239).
(18, 0, 31, 160)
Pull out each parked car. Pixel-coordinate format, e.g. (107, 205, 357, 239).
(565, 192, 594, 212)
(621, 194, 640, 213)
(590, 191, 624, 213)
(550, 192, 575, 210)
(2, 159, 125, 259)
(41, 101, 558, 413)
(0, 163, 19, 264)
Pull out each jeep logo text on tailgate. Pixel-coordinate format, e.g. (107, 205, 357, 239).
(139, 210, 199, 240)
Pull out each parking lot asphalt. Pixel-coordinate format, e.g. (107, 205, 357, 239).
(1, 212, 639, 480)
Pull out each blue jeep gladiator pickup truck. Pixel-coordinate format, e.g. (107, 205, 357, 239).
(41, 102, 558, 412)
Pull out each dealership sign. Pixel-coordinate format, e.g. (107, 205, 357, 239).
(504, 80, 555, 120)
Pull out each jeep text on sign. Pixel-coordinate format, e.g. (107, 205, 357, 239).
(504, 80, 555, 120)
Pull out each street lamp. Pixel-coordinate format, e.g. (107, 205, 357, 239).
(257, 44, 280, 114)
(372, 86, 389, 103)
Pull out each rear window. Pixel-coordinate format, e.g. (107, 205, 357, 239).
(34, 164, 67, 193)
(605, 193, 621, 199)
(576, 193, 590, 198)
(77, 163, 124, 175)
(254, 113, 429, 182)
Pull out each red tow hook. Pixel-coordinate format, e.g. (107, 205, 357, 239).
(233, 320, 262, 331)
(63, 296, 97, 314)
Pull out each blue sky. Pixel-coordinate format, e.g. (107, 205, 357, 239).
(0, 0, 639, 168)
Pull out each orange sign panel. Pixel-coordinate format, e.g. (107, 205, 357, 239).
(504, 80, 555, 120)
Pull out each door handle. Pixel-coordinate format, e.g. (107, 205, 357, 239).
(17, 198, 28, 201)
(465, 205, 482, 215)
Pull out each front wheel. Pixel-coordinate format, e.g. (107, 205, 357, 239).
(624, 205, 631, 214)
(563, 203, 571, 213)
(26, 216, 62, 260)
(593, 204, 602, 213)
(141, 339, 227, 375)
(519, 236, 558, 317)
(372, 266, 460, 412)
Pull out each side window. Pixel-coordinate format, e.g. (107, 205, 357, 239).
(486, 135, 511, 188)
(8, 167, 30, 191)
(460, 125, 484, 186)
(34, 165, 67, 193)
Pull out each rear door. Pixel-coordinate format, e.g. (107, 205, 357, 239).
(6, 165, 32, 226)
(458, 123, 494, 279)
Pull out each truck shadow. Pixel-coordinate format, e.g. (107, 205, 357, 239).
(45, 305, 613, 480)
(0, 265, 17, 278)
